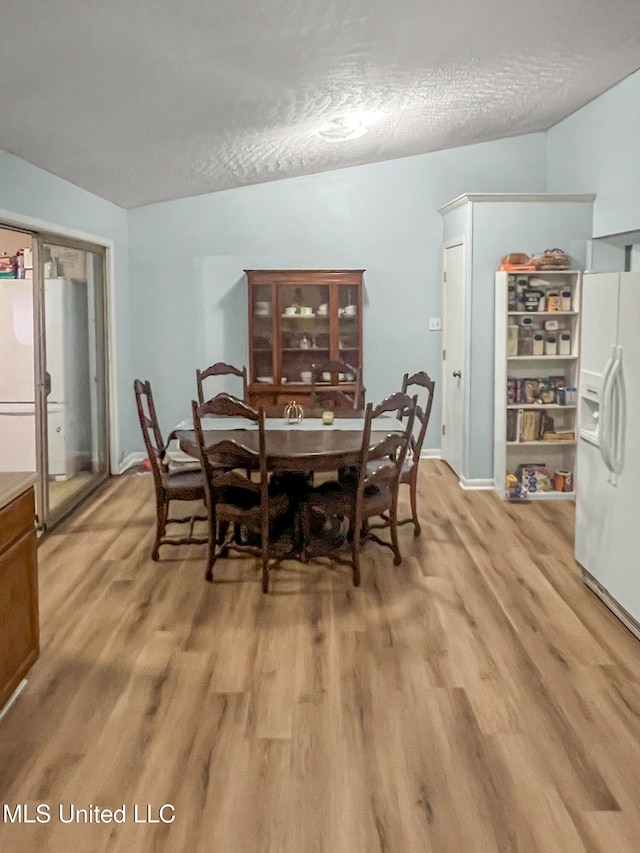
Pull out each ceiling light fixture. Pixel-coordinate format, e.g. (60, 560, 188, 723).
(317, 115, 369, 142)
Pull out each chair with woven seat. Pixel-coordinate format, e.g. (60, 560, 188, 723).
(309, 360, 364, 410)
(301, 391, 416, 586)
(196, 361, 248, 404)
(192, 394, 291, 592)
(134, 379, 208, 561)
(396, 370, 435, 536)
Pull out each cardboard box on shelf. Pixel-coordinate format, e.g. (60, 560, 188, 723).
(518, 463, 551, 493)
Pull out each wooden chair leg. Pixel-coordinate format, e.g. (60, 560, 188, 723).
(409, 476, 421, 537)
(152, 499, 168, 561)
(351, 535, 361, 587)
(351, 511, 362, 587)
(205, 515, 217, 582)
(390, 503, 402, 566)
(300, 505, 311, 563)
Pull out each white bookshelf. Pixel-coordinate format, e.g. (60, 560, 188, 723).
(494, 270, 582, 499)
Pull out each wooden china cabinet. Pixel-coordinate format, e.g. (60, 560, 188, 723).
(246, 270, 364, 409)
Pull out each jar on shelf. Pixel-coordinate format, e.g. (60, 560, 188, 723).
(559, 332, 571, 355)
(561, 290, 572, 311)
(545, 335, 558, 356)
(547, 292, 562, 312)
(533, 333, 544, 356)
(518, 316, 534, 355)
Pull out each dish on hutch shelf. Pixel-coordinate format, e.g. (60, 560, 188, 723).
(254, 301, 271, 316)
(283, 305, 314, 317)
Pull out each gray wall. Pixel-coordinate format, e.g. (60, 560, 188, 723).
(547, 69, 640, 238)
(126, 132, 547, 455)
(0, 148, 130, 466)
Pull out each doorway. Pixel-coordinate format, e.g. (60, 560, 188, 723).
(441, 240, 466, 479)
(37, 238, 109, 528)
(0, 225, 110, 530)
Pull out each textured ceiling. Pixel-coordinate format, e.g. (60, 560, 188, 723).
(1, 0, 639, 208)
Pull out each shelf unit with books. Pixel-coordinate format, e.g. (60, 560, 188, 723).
(494, 270, 582, 499)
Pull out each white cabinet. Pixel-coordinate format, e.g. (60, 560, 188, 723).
(494, 270, 582, 499)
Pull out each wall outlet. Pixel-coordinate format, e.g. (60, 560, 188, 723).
(428, 317, 442, 331)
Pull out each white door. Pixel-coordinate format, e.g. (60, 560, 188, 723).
(595, 273, 640, 622)
(580, 273, 619, 379)
(441, 241, 466, 478)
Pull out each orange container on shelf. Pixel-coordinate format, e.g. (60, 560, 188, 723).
(554, 469, 573, 492)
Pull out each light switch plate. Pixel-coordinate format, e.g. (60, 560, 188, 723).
(428, 317, 442, 331)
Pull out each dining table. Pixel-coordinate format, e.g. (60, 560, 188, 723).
(171, 407, 405, 561)
(172, 409, 404, 473)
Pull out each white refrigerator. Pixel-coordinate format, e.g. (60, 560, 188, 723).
(0, 277, 71, 477)
(575, 272, 640, 638)
(0, 278, 37, 471)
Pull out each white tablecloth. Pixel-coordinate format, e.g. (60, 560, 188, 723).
(174, 415, 400, 433)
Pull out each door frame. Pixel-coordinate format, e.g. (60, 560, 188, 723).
(441, 237, 471, 483)
(35, 235, 110, 529)
(0, 207, 118, 524)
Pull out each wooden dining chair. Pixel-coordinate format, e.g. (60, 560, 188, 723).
(396, 370, 436, 536)
(134, 379, 208, 561)
(301, 391, 416, 586)
(196, 362, 248, 404)
(309, 360, 363, 410)
(192, 395, 290, 592)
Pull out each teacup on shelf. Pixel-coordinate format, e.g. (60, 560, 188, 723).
(300, 371, 313, 383)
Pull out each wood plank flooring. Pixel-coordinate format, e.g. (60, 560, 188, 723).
(1, 460, 640, 852)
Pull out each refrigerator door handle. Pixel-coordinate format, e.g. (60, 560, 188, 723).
(599, 349, 616, 473)
(610, 347, 625, 476)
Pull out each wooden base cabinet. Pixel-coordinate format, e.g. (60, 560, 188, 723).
(0, 485, 39, 710)
(245, 269, 364, 409)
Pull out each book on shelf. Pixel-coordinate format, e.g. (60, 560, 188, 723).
(542, 431, 575, 441)
(521, 410, 537, 442)
(507, 408, 555, 442)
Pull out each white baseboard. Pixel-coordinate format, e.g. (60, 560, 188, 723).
(582, 568, 640, 642)
(118, 452, 146, 474)
(459, 476, 494, 490)
(420, 448, 441, 459)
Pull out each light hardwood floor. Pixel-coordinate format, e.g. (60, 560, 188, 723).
(2, 460, 640, 852)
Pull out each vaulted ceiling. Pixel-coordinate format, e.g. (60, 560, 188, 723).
(1, 0, 639, 208)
